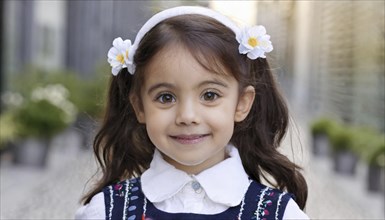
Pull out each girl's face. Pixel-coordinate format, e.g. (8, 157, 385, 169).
(132, 44, 255, 174)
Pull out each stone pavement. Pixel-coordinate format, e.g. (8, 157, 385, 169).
(0, 128, 97, 219)
(286, 118, 385, 219)
(1, 120, 384, 219)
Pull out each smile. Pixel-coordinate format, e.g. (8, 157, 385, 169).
(170, 134, 210, 145)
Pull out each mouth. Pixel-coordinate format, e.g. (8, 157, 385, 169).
(170, 134, 210, 145)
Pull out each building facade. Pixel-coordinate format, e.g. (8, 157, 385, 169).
(256, 1, 384, 131)
(2, 0, 154, 80)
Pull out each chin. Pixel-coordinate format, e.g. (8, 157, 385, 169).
(173, 157, 207, 167)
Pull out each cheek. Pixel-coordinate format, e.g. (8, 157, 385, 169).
(205, 103, 237, 129)
(144, 109, 174, 133)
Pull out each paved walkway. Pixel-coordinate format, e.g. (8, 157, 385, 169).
(0, 120, 384, 219)
(289, 117, 385, 219)
(0, 129, 97, 219)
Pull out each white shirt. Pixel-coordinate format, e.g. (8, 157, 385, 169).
(75, 145, 309, 219)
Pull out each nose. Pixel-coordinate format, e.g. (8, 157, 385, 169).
(175, 99, 200, 125)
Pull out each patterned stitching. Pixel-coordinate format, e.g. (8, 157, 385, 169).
(108, 185, 114, 220)
(255, 186, 269, 220)
(143, 196, 147, 219)
(237, 193, 246, 220)
(237, 179, 252, 220)
(275, 192, 286, 220)
(123, 179, 131, 220)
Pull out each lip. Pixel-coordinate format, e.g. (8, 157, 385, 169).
(170, 134, 210, 145)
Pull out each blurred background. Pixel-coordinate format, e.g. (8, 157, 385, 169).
(0, 0, 384, 219)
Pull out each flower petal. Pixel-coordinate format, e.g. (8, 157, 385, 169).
(247, 51, 259, 60)
(109, 60, 122, 68)
(249, 25, 266, 37)
(111, 66, 121, 76)
(239, 43, 252, 54)
(248, 48, 264, 59)
(108, 47, 119, 60)
(112, 37, 124, 48)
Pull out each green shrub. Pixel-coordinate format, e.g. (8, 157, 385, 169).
(310, 116, 385, 166)
(74, 76, 107, 118)
(13, 100, 68, 138)
(0, 112, 17, 149)
(10, 67, 107, 119)
(7, 84, 77, 139)
(367, 135, 385, 167)
(350, 128, 378, 158)
(310, 118, 338, 136)
(328, 124, 355, 152)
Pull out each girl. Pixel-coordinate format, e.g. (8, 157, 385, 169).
(76, 6, 308, 220)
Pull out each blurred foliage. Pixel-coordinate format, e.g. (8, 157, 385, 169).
(328, 124, 355, 152)
(78, 63, 110, 118)
(310, 117, 385, 167)
(0, 111, 17, 149)
(370, 138, 385, 167)
(352, 128, 385, 167)
(13, 99, 69, 138)
(310, 118, 338, 136)
(1, 83, 77, 139)
(1, 65, 110, 142)
(9, 65, 109, 119)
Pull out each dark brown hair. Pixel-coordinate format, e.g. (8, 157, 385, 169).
(82, 14, 308, 209)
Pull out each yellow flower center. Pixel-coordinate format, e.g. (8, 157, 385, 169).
(116, 54, 125, 64)
(248, 37, 259, 47)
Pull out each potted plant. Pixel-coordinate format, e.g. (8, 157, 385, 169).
(329, 124, 358, 175)
(11, 84, 77, 167)
(310, 118, 336, 157)
(0, 112, 18, 164)
(362, 134, 385, 192)
(1, 91, 24, 164)
(9, 67, 106, 150)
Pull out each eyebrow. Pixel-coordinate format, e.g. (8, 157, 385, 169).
(147, 83, 175, 95)
(147, 79, 229, 95)
(198, 79, 229, 88)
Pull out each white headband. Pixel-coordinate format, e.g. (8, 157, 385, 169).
(107, 6, 273, 76)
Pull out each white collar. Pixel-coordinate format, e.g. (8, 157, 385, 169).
(141, 145, 250, 206)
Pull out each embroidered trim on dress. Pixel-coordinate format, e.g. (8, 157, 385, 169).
(108, 185, 114, 220)
(237, 179, 252, 220)
(237, 193, 246, 220)
(255, 186, 269, 220)
(123, 179, 130, 220)
(142, 197, 148, 220)
(275, 192, 287, 220)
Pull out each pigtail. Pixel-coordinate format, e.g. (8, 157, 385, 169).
(81, 68, 154, 205)
(232, 58, 308, 209)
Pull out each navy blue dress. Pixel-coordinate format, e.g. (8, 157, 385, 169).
(103, 178, 293, 220)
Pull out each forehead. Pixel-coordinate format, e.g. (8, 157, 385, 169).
(145, 42, 234, 78)
(142, 44, 235, 86)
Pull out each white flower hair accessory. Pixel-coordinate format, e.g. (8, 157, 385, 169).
(107, 37, 133, 75)
(237, 25, 273, 59)
(107, 6, 273, 76)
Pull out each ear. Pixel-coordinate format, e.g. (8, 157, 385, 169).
(129, 94, 145, 123)
(234, 86, 255, 122)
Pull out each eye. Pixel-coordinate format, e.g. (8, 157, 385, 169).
(156, 93, 176, 104)
(202, 91, 220, 101)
